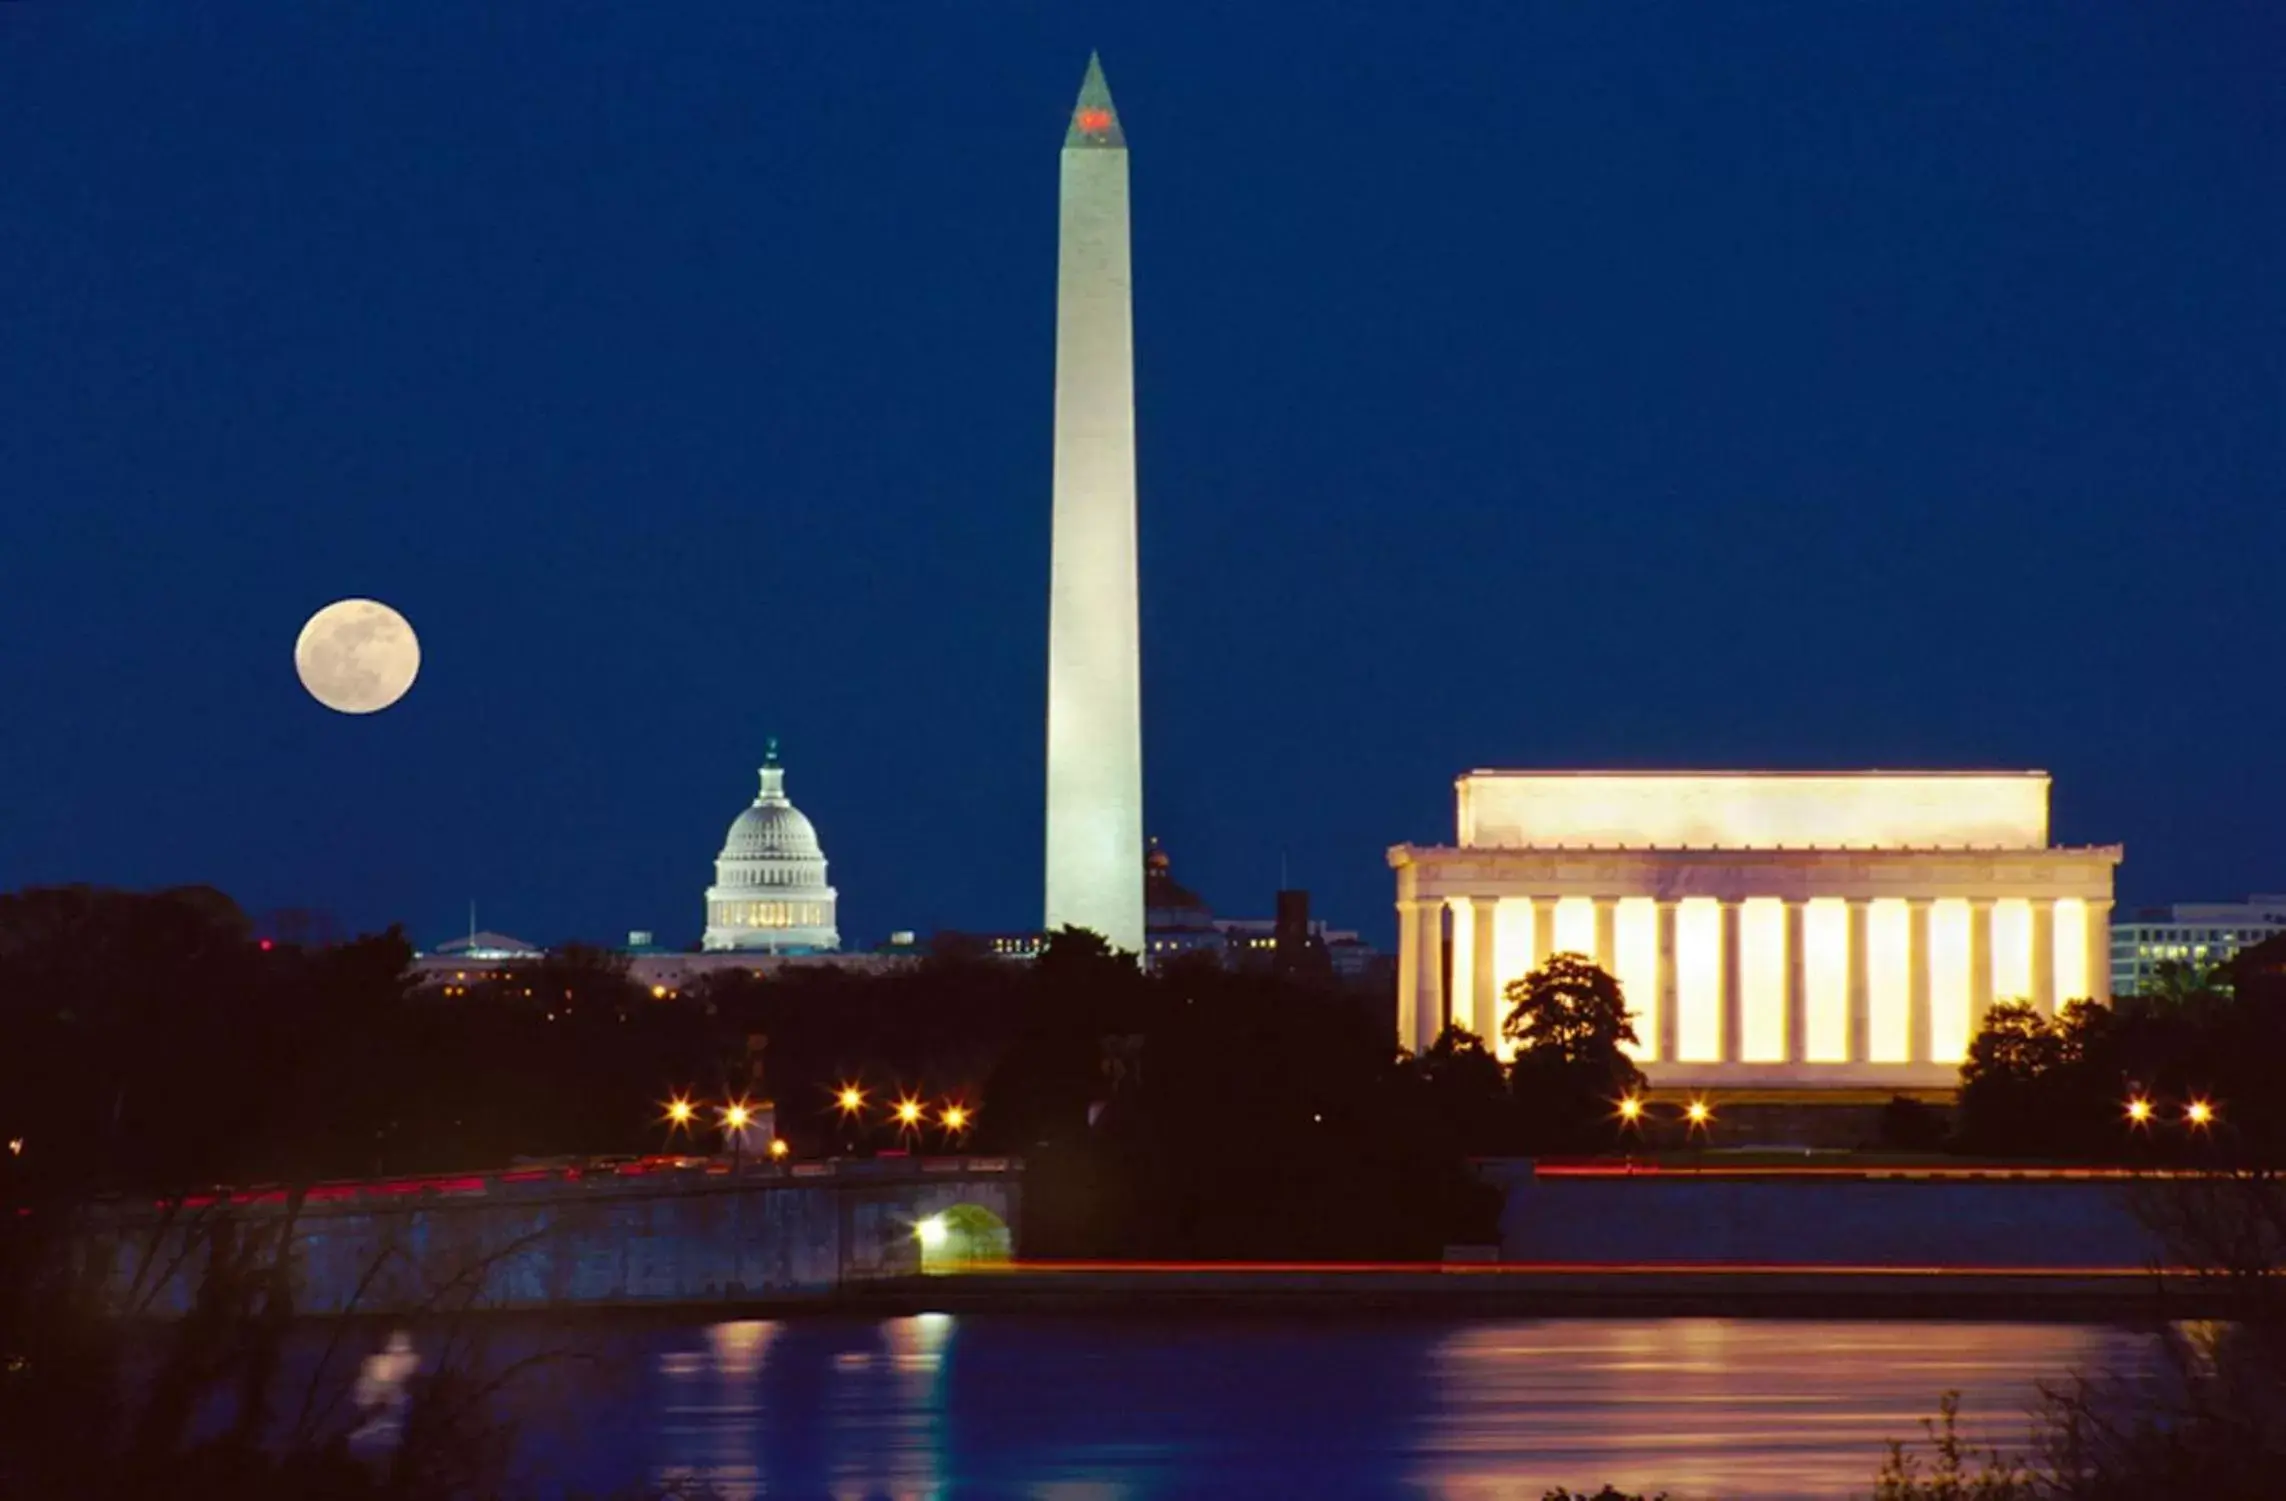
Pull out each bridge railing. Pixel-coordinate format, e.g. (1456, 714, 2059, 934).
(112, 1153, 1018, 1220)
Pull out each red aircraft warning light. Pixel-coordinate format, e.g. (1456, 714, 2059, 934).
(1075, 107, 1113, 134)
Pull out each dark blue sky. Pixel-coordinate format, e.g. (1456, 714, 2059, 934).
(4, 3, 2280, 950)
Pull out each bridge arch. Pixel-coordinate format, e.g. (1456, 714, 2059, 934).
(915, 1201, 1011, 1272)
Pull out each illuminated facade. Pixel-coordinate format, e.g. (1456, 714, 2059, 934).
(1390, 772, 2120, 1088)
(1043, 53, 1146, 954)
(701, 743, 839, 954)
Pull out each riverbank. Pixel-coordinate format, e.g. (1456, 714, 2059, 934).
(353, 1261, 2183, 1324)
(831, 1262, 2197, 1321)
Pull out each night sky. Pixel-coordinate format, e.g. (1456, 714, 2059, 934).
(4, 4, 2280, 950)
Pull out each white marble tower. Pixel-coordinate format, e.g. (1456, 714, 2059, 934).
(1044, 53, 1145, 954)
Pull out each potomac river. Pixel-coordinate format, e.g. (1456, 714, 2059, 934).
(347, 1312, 2155, 1499)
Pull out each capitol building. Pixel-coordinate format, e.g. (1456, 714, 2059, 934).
(701, 741, 840, 954)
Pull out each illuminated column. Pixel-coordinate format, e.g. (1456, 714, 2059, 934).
(2028, 899, 2056, 1016)
(1395, 897, 1425, 1052)
(1593, 898, 1617, 972)
(1968, 898, 1995, 1027)
(1907, 899, 1933, 1065)
(1784, 900, 1807, 1065)
(1847, 900, 1871, 1063)
(1447, 897, 1476, 1043)
(1490, 897, 1533, 1062)
(1408, 898, 1445, 1052)
(1471, 898, 1500, 1039)
(1720, 901, 1742, 1064)
(1656, 900, 1681, 1064)
(1531, 898, 1555, 970)
(2085, 899, 2114, 1002)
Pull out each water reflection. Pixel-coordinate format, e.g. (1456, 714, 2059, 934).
(655, 1320, 777, 1499)
(603, 1315, 2146, 1499)
(348, 1329, 419, 1447)
(1420, 1319, 2085, 1498)
(651, 1315, 952, 1500)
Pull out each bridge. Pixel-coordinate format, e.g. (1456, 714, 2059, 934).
(84, 1155, 1022, 1318)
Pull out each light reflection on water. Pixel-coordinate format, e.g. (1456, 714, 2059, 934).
(1417, 1319, 2103, 1499)
(607, 1314, 2143, 1500)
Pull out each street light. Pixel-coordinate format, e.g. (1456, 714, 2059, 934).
(2125, 1096, 2153, 1126)
(894, 1096, 925, 1132)
(835, 1084, 866, 1117)
(941, 1103, 971, 1135)
(1684, 1098, 1714, 1136)
(1615, 1095, 1644, 1128)
(660, 1094, 697, 1147)
(720, 1098, 755, 1171)
(768, 1138, 790, 1161)
(2186, 1098, 2216, 1129)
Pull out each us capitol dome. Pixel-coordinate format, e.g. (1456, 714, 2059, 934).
(701, 740, 840, 953)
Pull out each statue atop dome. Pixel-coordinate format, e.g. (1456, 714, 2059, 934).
(701, 742, 840, 953)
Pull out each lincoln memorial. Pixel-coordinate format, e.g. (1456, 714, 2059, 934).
(1388, 771, 2121, 1088)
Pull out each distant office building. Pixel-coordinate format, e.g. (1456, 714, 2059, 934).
(974, 932, 1049, 961)
(1143, 839, 1230, 967)
(963, 840, 1380, 980)
(1273, 889, 1318, 978)
(430, 930, 544, 963)
(1039, 840, 1371, 976)
(416, 930, 547, 998)
(1148, 840, 1377, 977)
(2112, 896, 2286, 994)
(408, 931, 909, 998)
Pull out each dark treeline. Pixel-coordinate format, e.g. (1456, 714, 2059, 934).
(16, 883, 2286, 1232)
(1956, 947, 2286, 1162)
(0, 886, 1564, 1259)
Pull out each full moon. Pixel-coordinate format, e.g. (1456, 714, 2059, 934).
(295, 598, 421, 714)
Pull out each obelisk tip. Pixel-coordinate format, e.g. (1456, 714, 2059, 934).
(1065, 51, 1125, 149)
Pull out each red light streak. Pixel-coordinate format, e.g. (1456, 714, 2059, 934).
(1532, 1162, 2186, 1181)
(1005, 1258, 2186, 1279)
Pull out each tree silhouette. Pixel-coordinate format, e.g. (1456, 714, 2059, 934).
(1501, 953, 1645, 1149)
(1502, 952, 1641, 1070)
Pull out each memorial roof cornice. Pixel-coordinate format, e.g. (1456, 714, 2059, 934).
(1390, 842, 2125, 863)
(1457, 768, 2052, 780)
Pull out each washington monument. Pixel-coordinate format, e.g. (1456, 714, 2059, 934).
(1044, 53, 1145, 954)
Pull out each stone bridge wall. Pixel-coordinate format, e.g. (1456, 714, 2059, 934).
(1490, 1166, 2167, 1268)
(86, 1160, 1021, 1317)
